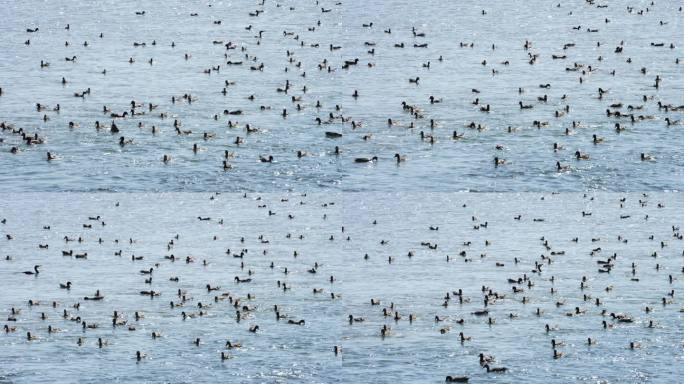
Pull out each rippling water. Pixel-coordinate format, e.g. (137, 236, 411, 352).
(1, 193, 682, 383)
(1, 0, 683, 382)
(0, 0, 683, 192)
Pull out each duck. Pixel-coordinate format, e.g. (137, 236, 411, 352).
(641, 153, 655, 161)
(484, 364, 507, 373)
(479, 353, 495, 366)
(260, 155, 274, 163)
(23, 265, 40, 275)
(225, 340, 242, 349)
(445, 376, 469, 383)
(119, 136, 133, 146)
(556, 161, 570, 172)
(575, 150, 590, 160)
(354, 156, 378, 163)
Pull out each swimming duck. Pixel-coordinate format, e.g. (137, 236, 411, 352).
(225, 340, 242, 349)
(23, 265, 40, 275)
(575, 151, 590, 160)
(479, 353, 494, 365)
(484, 365, 507, 373)
(445, 376, 469, 383)
(354, 156, 378, 163)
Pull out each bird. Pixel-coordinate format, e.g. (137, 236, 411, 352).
(23, 265, 40, 275)
(484, 364, 507, 373)
(355, 156, 378, 163)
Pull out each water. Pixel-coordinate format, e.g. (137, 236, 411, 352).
(1, 192, 683, 383)
(1, 0, 683, 382)
(1, 0, 683, 192)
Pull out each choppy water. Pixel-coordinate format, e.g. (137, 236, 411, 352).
(1, 0, 683, 192)
(1, 0, 683, 382)
(1, 193, 683, 383)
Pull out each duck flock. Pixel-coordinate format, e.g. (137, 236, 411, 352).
(1, 0, 683, 382)
(1, 192, 683, 382)
(0, 0, 683, 191)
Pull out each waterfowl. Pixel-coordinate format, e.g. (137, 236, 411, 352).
(445, 376, 469, 383)
(354, 156, 378, 163)
(23, 265, 40, 275)
(575, 151, 590, 160)
(225, 340, 242, 349)
(325, 131, 343, 138)
(119, 137, 133, 146)
(484, 364, 507, 373)
(641, 153, 655, 161)
(479, 353, 494, 365)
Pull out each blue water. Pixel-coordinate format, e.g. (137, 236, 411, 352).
(1, 0, 683, 382)
(0, 0, 683, 192)
(1, 193, 683, 383)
